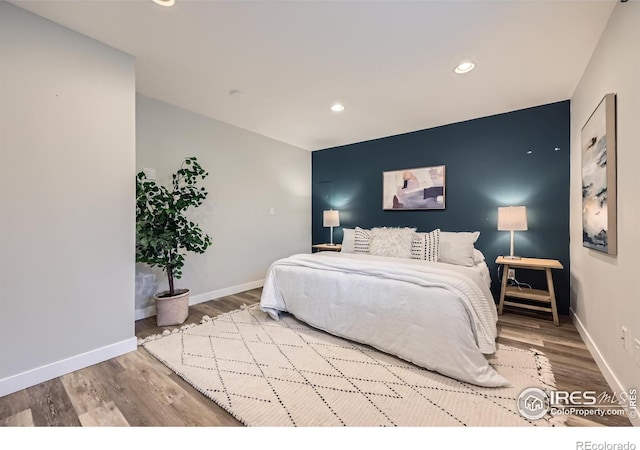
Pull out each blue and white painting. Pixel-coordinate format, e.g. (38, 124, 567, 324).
(581, 94, 616, 254)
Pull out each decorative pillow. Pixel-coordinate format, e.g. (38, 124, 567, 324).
(368, 227, 416, 259)
(341, 228, 355, 253)
(439, 231, 480, 267)
(354, 227, 371, 254)
(411, 229, 441, 261)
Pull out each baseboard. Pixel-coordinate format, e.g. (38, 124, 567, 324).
(188, 279, 264, 305)
(0, 337, 137, 398)
(570, 308, 640, 427)
(135, 304, 156, 321)
(134, 279, 264, 321)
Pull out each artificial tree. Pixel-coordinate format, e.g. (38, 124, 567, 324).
(136, 157, 212, 298)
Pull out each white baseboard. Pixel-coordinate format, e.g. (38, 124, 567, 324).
(0, 337, 137, 398)
(134, 279, 264, 321)
(1, 281, 263, 398)
(570, 308, 640, 427)
(135, 304, 156, 321)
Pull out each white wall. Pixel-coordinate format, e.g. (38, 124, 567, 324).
(570, 1, 640, 412)
(136, 95, 311, 314)
(0, 3, 136, 395)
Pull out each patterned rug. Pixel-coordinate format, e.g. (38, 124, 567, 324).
(140, 304, 565, 427)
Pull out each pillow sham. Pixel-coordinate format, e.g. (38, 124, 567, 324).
(440, 231, 480, 243)
(439, 231, 480, 267)
(473, 248, 485, 264)
(411, 229, 441, 261)
(368, 227, 416, 259)
(354, 227, 371, 254)
(341, 228, 355, 253)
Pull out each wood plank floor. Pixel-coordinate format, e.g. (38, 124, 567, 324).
(0, 288, 632, 427)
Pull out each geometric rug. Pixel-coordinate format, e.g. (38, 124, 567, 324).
(140, 304, 566, 427)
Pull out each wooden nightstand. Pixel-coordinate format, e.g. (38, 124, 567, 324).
(496, 256, 563, 326)
(312, 244, 342, 252)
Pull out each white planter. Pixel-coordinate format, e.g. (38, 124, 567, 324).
(154, 289, 190, 327)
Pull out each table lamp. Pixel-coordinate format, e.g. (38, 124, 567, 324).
(498, 206, 527, 259)
(323, 210, 340, 245)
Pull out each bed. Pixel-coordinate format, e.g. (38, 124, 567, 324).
(260, 228, 508, 388)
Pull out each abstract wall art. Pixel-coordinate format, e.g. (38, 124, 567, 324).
(581, 93, 617, 255)
(383, 165, 445, 210)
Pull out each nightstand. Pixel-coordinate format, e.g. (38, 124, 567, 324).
(496, 256, 563, 326)
(312, 244, 342, 252)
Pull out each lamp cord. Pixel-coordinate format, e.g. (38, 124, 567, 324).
(497, 265, 532, 290)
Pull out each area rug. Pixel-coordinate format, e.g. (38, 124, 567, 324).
(140, 304, 565, 427)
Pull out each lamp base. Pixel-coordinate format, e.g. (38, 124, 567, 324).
(326, 243, 337, 246)
(502, 255, 522, 260)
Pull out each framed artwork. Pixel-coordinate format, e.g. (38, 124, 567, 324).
(581, 93, 617, 255)
(383, 165, 445, 210)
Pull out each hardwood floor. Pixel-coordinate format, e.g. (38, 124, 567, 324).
(0, 288, 632, 427)
(496, 306, 632, 427)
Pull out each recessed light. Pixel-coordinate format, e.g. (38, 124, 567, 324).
(331, 103, 345, 112)
(153, 0, 175, 7)
(527, 150, 533, 155)
(454, 61, 475, 74)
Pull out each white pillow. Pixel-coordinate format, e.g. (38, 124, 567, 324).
(341, 228, 355, 253)
(440, 231, 480, 243)
(368, 227, 416, 259)
(473, 248, 485, 264)
(411, 229, 441, 261)
(439, 231, 480, 267)
(354, 227, 371, 254)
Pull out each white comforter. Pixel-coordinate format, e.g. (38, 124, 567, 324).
(260, 252, 508, 387)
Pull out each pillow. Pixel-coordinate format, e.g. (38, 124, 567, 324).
(341, 228, 355, 253)
(473, 248, 485, 264)
(411, 229, 441, 261)
(354, 227, 371, 254)
(439, 231, 480, 267)
(368, 227, 416, 258)
(440, 231, 480, 243)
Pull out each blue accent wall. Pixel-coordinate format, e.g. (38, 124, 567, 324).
(312, 101, 570, 314)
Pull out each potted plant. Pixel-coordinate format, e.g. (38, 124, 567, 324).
(136, 157, 213, 326)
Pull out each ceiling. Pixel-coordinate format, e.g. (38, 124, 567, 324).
(11, 0, 616, 151)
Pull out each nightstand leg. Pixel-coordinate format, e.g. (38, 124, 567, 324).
(498, 264, 509, 315)
(546, 268, 559, 326)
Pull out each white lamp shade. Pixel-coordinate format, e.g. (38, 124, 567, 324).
(323, 210, 340, 227)
(497, 206, 528, 231)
